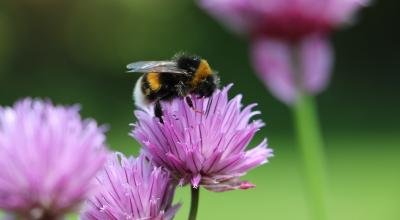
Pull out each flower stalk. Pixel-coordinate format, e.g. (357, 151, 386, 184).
(189, 187, 200, 220)
(293, 92, 328, 220)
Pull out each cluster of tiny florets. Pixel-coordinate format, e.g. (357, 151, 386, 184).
(0, 88, 271, 219)
(132, 85, 273, 192)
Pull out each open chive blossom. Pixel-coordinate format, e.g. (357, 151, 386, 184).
(199, 0, 368, 104)
(0, 99, 107, 220)
(132, 85, 273, 192)
(199, 0, 369, 41)
(80, 153, 180, 220)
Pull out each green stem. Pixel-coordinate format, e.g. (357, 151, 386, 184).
(293, 93, 328, 220)
(188, 186, 200, 220)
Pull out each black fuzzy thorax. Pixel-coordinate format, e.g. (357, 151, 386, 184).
(175, 54, 201, 74)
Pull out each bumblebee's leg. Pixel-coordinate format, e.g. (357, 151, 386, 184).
(154, 100, 164, 124)
(185, 96, 203, 114)
(185, 96, 194, 109)
(175, 81, 202, 113)
(175, 81, 188, 97)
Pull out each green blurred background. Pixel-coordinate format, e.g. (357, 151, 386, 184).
(0, 0, 399, 219)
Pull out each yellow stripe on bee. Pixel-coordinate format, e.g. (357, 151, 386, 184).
(147, 72, 161, 91)
(192, 59, 212, 86)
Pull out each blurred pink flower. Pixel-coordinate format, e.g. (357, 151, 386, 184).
(81, 153, 180, 220)
(0, 99, 107, 220)
(199, 0, 368, 104)
(132, 85, 273, 192)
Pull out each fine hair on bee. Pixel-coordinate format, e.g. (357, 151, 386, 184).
(127, 53, 220, 123)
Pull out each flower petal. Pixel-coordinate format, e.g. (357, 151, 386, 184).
(251, 38, 298, 104)
(327, 0, 370, 25)
(299, 34, 334, 94)
(203, 177, 256, 192)
(191, 174, 202, 189)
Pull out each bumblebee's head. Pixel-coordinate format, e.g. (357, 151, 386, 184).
(195, 74, 219, 98)
(175, 53, 219, 97)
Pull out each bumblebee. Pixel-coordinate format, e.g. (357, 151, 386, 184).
(127, 53, 220, 122)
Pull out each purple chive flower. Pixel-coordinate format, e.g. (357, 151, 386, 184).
(132, 85, 273, 192)
(199, 0, 368, 104)
(80, 152, 180, 220)
(0, 99, 107, 219)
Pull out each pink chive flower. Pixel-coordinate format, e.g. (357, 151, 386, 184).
(0, 99, 107, 220)
(80, 152, 181, 220)
(199, 0, 369, 104)
(132, 85, 273, 192)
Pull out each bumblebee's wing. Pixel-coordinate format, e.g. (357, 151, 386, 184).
(127, 61, 188, 74)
